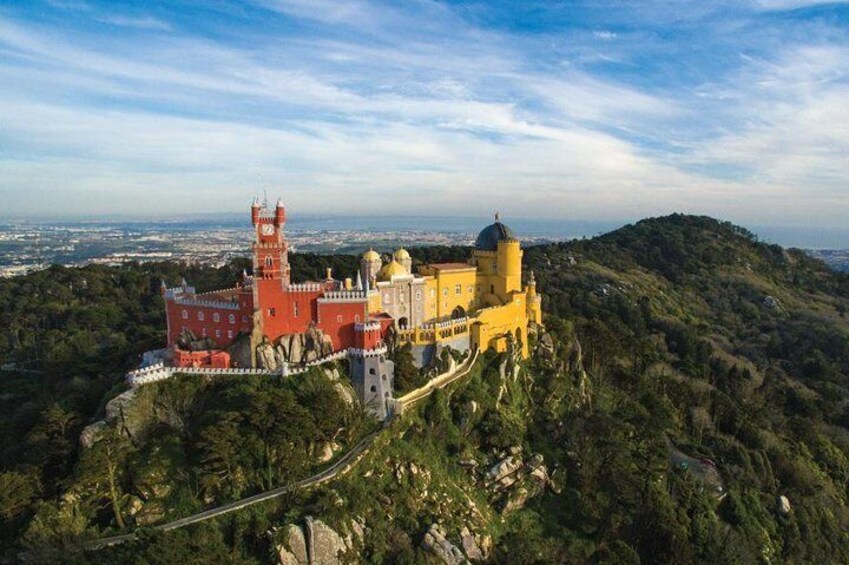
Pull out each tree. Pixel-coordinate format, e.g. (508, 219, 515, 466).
(77, 427, 133, 529)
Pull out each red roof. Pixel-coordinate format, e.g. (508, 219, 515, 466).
(427, 262, 475, 271)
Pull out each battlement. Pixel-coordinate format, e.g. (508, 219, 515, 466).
(320, 289, 368, 302)
(396, 316, 472, 345)
(127, 362, 273, 386)
(173, 297, 241, 310)
(288, 282, 324, 292)
(348, 345, 388, 358)
(355, 321, 382, 332)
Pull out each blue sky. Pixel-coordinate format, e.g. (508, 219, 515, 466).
(1, 0, 848, 230)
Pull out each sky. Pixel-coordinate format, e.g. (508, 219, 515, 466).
(1, 1, 848, 234)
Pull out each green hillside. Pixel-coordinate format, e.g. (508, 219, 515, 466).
(2, 215, 849, 563)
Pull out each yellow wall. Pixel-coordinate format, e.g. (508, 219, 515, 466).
(398, 230, 540, 360)
(470, 294, 529, 358)
(417, 266, 477, 319)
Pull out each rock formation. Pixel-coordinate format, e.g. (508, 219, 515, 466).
(421, 524, 468, 565)
(274, 516, 363, 565)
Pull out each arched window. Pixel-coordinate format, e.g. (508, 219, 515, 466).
(181, 309, 188, 320)
(197, 311, 204, 321)
(265, 256, 273, 267)
(213, 313, 220, 323)
(229, 314, 236, 324)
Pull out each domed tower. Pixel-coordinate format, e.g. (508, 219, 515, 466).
(472, 213, 522, 299)
(393, 248, 412, 274)
(377, 259, 407, 282)
(360, 248, 382, 287)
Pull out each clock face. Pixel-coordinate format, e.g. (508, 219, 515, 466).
(261, 224, 275, 236)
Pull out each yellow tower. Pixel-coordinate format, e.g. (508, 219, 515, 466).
(526, 270, 542, 325)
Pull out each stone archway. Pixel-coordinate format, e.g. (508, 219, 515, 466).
(398, 317, 409, 330)
(451, 306, 466, 319)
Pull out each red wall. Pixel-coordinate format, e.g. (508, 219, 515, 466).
(166, 290, 253, 349)
(255, 281, 321, 340)
(317, 300, 369, 350)
(173, 348, 231, 368)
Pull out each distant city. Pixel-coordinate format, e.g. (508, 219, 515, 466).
(1, 215, 847, 277)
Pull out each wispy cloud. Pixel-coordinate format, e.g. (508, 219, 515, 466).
(0, 0, 847, 229)
(96, 15, 172, 31)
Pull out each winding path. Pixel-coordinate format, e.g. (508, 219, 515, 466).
(87, 428, 381, 550)
(86, 348, 480, 551)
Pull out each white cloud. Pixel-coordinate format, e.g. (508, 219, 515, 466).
(593, 30, 617, 40)
(753, 0, 849, 10)
(0, 2, 848, 229)
(96, 15, 173, 31)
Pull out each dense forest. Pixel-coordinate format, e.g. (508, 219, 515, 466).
(1, 214, 849, 563)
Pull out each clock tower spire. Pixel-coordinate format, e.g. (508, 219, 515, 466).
(251, 197, 290, 286)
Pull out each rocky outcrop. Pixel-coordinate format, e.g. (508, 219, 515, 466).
(274, 516, 363, 565)
(270, 324, 335, 368)
(278, 524, 308, 565)
(421, 524, 467, 565)
(479, 451, 553, 515)
(537, 331, 556, 361)
(105, 388, 140, 436)
(79, 420, 108, 448)
(459, 526, 490, 562)
(257, 339, 279, 370)
(778, 495, 792, 516)
(228, 333, 253, 368)
(485, 455, 523, 486)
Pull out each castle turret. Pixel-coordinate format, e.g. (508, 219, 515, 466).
(275, 198, 286, 226)
(360, 248, 382, 287)
(393, 247, 412, 274)
(251, 197, 261, 225)
(496, 238, 522, 294)
(526, 270, 542, 325)
(349, 321, 394, 420)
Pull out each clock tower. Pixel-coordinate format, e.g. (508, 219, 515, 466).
(251, 197, 290, 286)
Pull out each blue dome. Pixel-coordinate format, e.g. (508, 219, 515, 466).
(475, 214, 515, 251)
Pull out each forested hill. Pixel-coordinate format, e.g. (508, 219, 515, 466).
(1, 214, 849, 563)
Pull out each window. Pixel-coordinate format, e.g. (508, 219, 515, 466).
(293, 302, 299, 317)
(181, 309, 188, 320)
(227, 330, 233, 339)
(201, 327, 207, 336)
(215, 329, 221, 338)
(415, 289, 422, 301)
(370, 385, 377, 393)
(399, 292, 405, 303)
(443, 288, 448, 297)
(384, 292, 391, 304)
(468, 285, 473, 294)
(430, 289, 436, 298)
(336, 315, 343, 323)
(213, 313, 220, 323)
(229, 314, 236, 324)
(455, 284, 461, 295)
(269, 308, 276, 317)
(369, 368, 376, 375)
(197, 311, 204, 321)
(265, 256, 273, 267)
(490, 284, 495, 294)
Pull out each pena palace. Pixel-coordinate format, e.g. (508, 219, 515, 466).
(161, 198, 542, 375)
